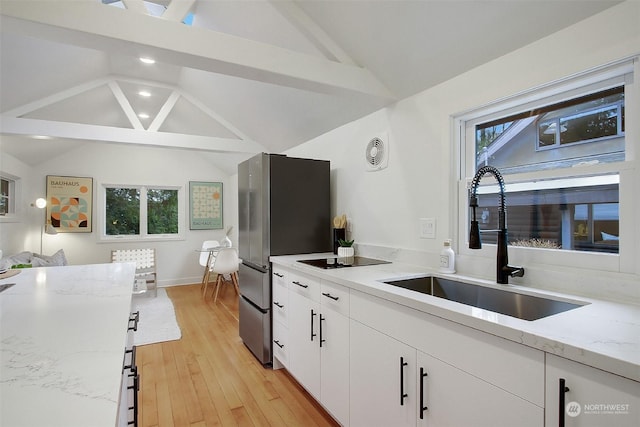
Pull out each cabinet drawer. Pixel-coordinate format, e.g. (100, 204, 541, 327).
(273, 282, 289, 325)
(273, 321, 289, 368)
(272, 267, 287, 288)
(320, 280, 349, 316)
(289, 271, 321, 302)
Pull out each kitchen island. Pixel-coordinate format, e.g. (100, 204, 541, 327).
(0, 263, 136, 427)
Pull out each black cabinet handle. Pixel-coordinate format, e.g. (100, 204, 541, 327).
(322, 292, 339, 301)
(559, 378, 570, 427)
(420, 367, 428, 419)
(123, 346, 137, 373)
(310, 309, 317, 341)
(292, 280, 308, 288)
(274, 272, 284, 278)
(400, 357, 408, 406)
(320, 314, 326, 347)
(127, 373, 140, 426)
(274, 340, 284, 349)
(128, 311, 140, 331)
(274, 301, 284, 309)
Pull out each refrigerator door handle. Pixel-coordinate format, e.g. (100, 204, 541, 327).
(242, 260, 269, 273)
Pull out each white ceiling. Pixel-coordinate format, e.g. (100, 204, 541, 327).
(0, 0, 622, 174)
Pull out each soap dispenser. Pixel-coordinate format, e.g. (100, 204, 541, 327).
(439, 239, 455, 273)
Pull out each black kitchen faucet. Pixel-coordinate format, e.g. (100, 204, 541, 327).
(468, 165, 525, 284)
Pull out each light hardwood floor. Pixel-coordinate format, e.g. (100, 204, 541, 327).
(136, 283, 340, 427)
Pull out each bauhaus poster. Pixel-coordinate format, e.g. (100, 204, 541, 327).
(46, 175, 93, 232)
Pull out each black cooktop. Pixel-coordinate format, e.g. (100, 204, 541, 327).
(297, 256, 390, 269)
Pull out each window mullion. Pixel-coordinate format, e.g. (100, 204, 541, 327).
(140, 186, 148, 237)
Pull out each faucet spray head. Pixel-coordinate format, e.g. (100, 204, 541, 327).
(469, 193, 481, 249)
(469, 220, 482, 249)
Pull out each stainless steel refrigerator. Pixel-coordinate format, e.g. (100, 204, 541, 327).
(238, 153, 331, 365)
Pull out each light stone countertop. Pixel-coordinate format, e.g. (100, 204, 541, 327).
(1, 263, 136, 427)
(271, 253, 640, 383)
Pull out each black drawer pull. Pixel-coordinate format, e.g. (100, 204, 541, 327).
(400, 357, 408, 405)
(123, 346, 137, 373)
(128, 311, 140, 331)
(559, 378, 570, 427)
(311, 309, 317, 341)
(292, 280, 308, 288)
(274, 340, 284, 349)
(274, 301, 284, 308)
(420, 367, 428, 419)
(322, 292, 339, 301)
(320, 314, 326, 347)
(274, 272, 284, 278)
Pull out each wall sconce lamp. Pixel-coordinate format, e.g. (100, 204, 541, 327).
(31, 197, 57, 254)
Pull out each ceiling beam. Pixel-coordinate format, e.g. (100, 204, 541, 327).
(163, 0, 196, 22)
(269, 0, 356, 65)
(0, 1, 395, 101)
(0, 116, 266, 154)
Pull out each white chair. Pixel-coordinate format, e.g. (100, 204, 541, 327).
(204, 247, 240, 302)
(111, 248, 157, 297)
(199, 240, 220, 292)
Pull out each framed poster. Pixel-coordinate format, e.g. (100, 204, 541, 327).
(189, 181, 223, 230)
(46, 175, 93, 232)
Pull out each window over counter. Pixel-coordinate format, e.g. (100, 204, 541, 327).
(101, 184, 184, 241)
(456, 58, 637, 272)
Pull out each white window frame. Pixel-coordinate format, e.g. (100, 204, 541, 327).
(0, 173, 21, 223)
(453, 58, 638, 274)
(100, 183, 185, 242)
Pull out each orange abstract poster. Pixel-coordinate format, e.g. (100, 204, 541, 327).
(46, 175, 93, 232)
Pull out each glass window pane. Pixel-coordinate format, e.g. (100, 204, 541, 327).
(475, 87, 624, 174)
(147, 189, 178, 234)
(473, 180, 618, 254)
(106, 187, 140, 235)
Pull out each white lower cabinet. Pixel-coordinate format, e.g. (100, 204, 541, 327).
(349, 319, 543, 427)
(349, 289, 544, 427)
(545, 354, 640, 427)
(285, 272, 350, 426)
(417, 350, 542, 427)
(288, 289, 321, 398)
(272, 276, 289, 369)
(350, 319, 416, 427)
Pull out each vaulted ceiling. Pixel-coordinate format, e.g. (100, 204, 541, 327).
(0, 0, 622, 174)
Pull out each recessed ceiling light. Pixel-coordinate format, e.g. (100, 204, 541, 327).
(138, 91, 151, 97)
(138, 113, 150, 119)
(139, 57, 155, 64)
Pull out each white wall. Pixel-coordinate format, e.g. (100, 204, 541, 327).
(0, 151, 39, 256)
(287, 1, 640, 303)
(2, 142, 238, 287)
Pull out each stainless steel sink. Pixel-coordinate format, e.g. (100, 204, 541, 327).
(382, 276, 587, 321)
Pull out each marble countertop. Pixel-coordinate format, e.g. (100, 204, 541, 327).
(1, 263, 136, 427)
(271, 253, 640, 382)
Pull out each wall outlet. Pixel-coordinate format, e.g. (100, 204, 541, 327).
(419, 218, 436, 239)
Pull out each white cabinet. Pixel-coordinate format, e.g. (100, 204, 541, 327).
(417, 350, 542, 427)
(349, 289, 544, 427)
(319, 282, 350, 426)
(350, 320, 416, 427)
(281, 270, 350, 425)
(272, 269, 289, 369)
(545, 354, 640, 427)
(288, 281, 321, 398)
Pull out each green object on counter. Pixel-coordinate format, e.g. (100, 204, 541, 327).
(11, 264, 32, 269)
